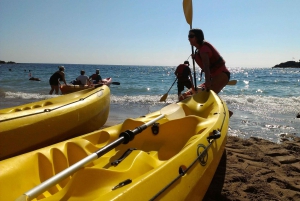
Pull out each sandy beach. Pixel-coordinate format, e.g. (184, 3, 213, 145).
(204, 136, 300, 201)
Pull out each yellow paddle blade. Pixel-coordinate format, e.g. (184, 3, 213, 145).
(227, 80, 237, 85)
(183, 0, 193, 26)
(159, 93, 168, 102)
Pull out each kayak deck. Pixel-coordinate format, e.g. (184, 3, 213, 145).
(1, 91, 229, 201)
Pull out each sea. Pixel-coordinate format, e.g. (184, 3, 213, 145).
(1, 63, 300, 143)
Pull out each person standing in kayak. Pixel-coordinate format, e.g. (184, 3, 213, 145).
(189, 28, 230, 93)
(49, 66, 67, 95)
(89, 69, 103, 84)
(182, 28, 232, 116)
(174, 60, 194, 100)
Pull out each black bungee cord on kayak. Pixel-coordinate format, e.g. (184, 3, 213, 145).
(149, 130, 221, 201)
(150, 99, 228, 200)
(0, 89, 104, 122)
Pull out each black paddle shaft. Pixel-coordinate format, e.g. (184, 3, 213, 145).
(95, 124, 147, 158)
(167, 78, 178, 94)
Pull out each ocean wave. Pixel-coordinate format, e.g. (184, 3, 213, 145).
(4, 91, 58, 100)
(222, 95, 300, 114)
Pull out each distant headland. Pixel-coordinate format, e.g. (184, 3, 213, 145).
(0, 60, 17, 64)
(273, 60, 300, 68)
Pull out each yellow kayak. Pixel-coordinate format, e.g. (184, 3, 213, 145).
(0, 85, 110, 161)
(0, 90, 229, 201)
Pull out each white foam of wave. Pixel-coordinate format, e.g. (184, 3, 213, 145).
(243, 80, 249, 85)
(111, 94, 300, 117)
(222, 95, 300, 115)
(222, 94, 300, 142)
(5, 91, 58, 100)
(110, 94, 178, 105)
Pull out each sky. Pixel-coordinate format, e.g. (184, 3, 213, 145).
(0, 0, 299, 68)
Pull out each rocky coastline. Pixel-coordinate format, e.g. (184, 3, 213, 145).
(273, 60, 300, 68)
(0, 60, 16, 64)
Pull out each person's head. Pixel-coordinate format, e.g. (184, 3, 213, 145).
(184, 61, 189, 66)
(188, 28, 204, 46)
(58, 66, 65, 71)
(80, 70, 85, 75)
(96, 69, 100, 74)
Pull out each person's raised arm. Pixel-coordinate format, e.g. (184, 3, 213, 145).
(61, 72, 67, 85)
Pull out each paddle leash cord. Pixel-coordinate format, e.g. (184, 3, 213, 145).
(149, 133, 219, 201)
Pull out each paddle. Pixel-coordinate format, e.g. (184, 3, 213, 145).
(159, 78, 178, 102)
(16, 103, 185, 201)
(94, 82, 120, 88)
(183, 0, 197, 91)
(227, 80, 237, 85)
(111, 82, 120, 85)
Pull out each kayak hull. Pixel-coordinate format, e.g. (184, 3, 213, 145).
(0, 90, 228, 201)
(0, 85, 110, 160)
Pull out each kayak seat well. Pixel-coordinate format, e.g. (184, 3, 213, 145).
(119, 115, 203, 161)
(40, 159, 157, 201)
(32, 117, 208, 199)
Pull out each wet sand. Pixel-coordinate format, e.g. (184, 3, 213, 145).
(204, 136, 300, 201)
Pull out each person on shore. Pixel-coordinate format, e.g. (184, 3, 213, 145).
(49, 66, 67, 95)
(182, 28, 232, 116)
(89, 69, 103, 84)
(76, 70, 91, 85)
(174, 60, 194, 100)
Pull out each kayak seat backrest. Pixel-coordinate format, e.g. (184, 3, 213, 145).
(181, 99, 216, 118)
(43, 101, 53, 106)
(10, 108, 22, 113)
(120, 118, 147, 131)
(2, 101, 52, 114)
(106, 150, 159, 171)
(6, 104, 43, 113)
(82, 130, 115, 147)
(33, 105, 42, 108)
(36, 137, 120, 193)
(119, 116, 202, 161)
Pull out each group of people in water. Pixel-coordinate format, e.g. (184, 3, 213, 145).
(70, 69, 103, 86)
(49, 67, 103, 95)
(48, 28, 231, 115)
